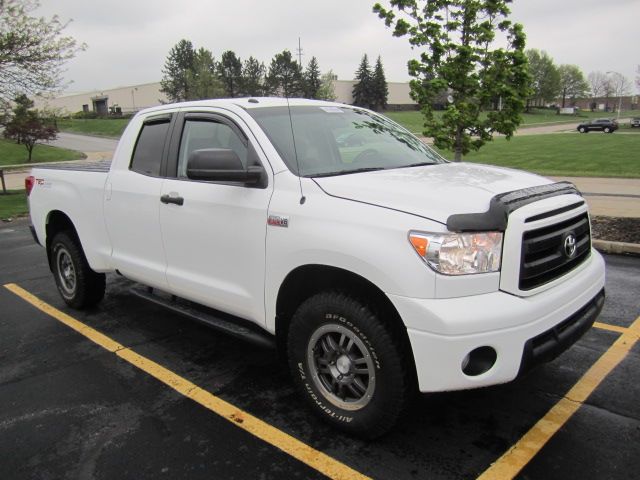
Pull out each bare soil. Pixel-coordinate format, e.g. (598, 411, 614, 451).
(591, 216, 640, 244)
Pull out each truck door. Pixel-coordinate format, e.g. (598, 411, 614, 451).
(104, 113, 173, 289)
(159, 110, 273, 325)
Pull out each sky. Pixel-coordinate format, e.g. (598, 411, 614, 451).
(36, 0, 639, 95)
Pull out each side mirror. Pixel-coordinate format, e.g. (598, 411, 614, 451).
(186, 148, 264, 186)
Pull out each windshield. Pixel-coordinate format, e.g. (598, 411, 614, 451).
(247, 105, 446, 177)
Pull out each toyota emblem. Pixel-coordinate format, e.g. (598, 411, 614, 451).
(564, 233, 577, 258)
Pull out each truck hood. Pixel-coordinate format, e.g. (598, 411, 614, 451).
(313, 163, 554, 225)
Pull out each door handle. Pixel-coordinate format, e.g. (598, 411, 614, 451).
(160, 194, 184, 206)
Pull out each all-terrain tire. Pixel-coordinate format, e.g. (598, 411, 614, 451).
(50, 232, 106, 309)
(287, 291, 413, 439)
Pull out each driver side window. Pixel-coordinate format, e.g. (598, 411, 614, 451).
(177, 119, 248, 178)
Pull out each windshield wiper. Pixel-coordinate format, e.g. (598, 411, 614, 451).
(308, 167, 387, 178)
(396, 162, 437, 169)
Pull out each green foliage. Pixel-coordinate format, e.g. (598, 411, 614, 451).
(371, 56, 389, 110)
(266, 50, 304, 97)
(526, 49, 560, 108)
(242, 56, 266, 96)
(0, 0, 84, 108)
(187, 48, 225, 100)
(304, 56, 322, 99)
(160, 39, 196, 102)
(317, 70, 337, 101)
(558, 64, 589, 107)
(218, 50, 243, 97)
(373, 0, 530, 161)
(3, 94, 57, 161)
(352, 54, 373, 108)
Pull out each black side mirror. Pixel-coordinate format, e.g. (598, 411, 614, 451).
(186, 148, 264, 186)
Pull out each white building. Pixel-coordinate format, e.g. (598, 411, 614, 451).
(34, 80, 416, 115)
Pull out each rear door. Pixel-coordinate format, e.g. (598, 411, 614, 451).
(159, 109, 273, 325)
(104, 113, 174, 289)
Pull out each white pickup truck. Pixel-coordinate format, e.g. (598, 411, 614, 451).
(27, 98, 605, 438)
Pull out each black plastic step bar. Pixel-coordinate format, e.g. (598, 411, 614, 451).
(130, 286, 276, 349)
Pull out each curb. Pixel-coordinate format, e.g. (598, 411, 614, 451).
(593, 239, 640, 256)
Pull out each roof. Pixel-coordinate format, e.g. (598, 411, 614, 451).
(136, 97, 347, 116)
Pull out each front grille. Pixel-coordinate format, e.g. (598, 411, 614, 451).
(519, 212, 591, 290)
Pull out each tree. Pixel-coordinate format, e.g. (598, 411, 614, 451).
(371, 56, 389, 110)
(0, 0, 83, 108)
(304, 56, 322, 99)
(352, 54, 373, 108)
(186, 48, 225, 100)
(588, 71, 608, 99)
(557, 64, 589, 107)
(3, 94, 57, 161)
(160, 39, 196, 102)
(525, 49, 560, 109)
(218, 50, 243, 98)
(316, 70, 337, 101)
(608, 72, 631, 112)
(374, 0, 529, 161)
(265, 50, 304, 97)
(241, 56, 266, 96)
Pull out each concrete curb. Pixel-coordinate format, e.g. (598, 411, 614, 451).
(593, 239, 640, 256)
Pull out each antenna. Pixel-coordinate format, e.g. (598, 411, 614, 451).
(285, 96, 306, 205)
(296, 37, 304, 67)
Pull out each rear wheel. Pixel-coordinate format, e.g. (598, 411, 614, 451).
(287, 291, 413, 439)
(51, 232, 105, 309)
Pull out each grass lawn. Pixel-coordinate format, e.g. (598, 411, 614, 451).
(0, 190, 28, 220)
(384, 109, 640, 134)
(0, 138, 84, 166)
(57, 118, 130, 137)
(433, 133, 640, 178)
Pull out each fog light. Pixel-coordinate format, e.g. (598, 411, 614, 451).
(462, 346, 497, 376)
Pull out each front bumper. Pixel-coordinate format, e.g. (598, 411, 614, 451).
(389, 250, 606, 392)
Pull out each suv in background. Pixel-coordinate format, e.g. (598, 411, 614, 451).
(631, 118, 640, 128)
(577, 118, 618, 133)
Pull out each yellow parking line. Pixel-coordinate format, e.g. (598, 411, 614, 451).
(477, 315, 640, 480)
(4, 283, 370, 480)
(594, 321, 636, 337)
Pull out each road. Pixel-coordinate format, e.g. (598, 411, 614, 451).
(46, 132, 119, 153)
(0, 218, 638, 479)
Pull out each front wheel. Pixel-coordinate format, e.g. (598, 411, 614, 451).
(287, 292, 413, 438)
(51, 232, 106, 309)
(604, 127, 611, 133)
(578, 127, 586, 133)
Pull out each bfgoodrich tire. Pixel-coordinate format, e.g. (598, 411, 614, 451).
(287, 291, 413, 439)
(51, 232, 106, 309)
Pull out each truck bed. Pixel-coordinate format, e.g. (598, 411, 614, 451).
(35, 159, 112, 172)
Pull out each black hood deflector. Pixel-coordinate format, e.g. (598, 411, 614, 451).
(446, 182, 582, 232)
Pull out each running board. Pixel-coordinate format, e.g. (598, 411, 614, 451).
(130, 287, 276, 349)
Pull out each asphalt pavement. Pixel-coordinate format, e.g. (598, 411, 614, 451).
(46, 132, 119, 153)
(0, 218, 638, 479)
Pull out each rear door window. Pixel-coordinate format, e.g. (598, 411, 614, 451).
(130, 120, 171, 176)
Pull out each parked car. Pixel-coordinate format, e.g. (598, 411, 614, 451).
(631, 118, 640, 128)
(26, 98, 605, 438)
(577, 118, 618, 133)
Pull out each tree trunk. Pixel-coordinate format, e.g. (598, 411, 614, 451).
(26, 143, 34, 162)
(454, 127, 463, 162)
(561, 88, 567, 108)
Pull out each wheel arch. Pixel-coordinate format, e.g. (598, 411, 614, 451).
(45, 210, 81, 271)
(275, 264, 417, 381)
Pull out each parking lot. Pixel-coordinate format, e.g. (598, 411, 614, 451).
(1, 218, 638, 480)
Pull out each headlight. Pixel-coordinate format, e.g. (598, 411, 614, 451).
(408, 231, 503, 275)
